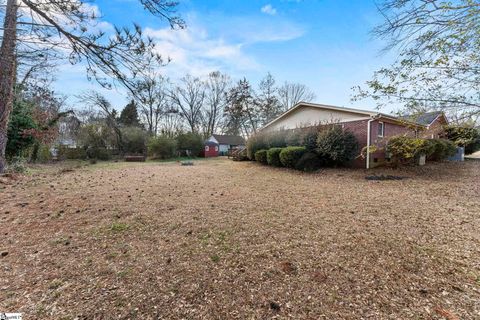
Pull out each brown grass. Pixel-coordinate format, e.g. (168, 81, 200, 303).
(1, 159, 479, 319)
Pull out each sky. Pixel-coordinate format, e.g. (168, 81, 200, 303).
(53, 0, 396, 112)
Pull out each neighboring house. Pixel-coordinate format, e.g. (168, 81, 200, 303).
(401, 111, 448, 139)
(206, 134, 246, 156)
(261, 102, 425, 168)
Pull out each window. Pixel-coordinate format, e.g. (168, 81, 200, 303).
(378, 122, 385, 137)
(215, 146, 219, 152)
(205, 146, 209, 152)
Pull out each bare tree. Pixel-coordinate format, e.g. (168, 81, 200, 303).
(202, 71, 230, 137)
(170, 75, 205, 133)
(132, 74, 169, 135)
(257, 72, 281, 125)
(278, 82, 317, 112)
(78, 91, 124, 152)
(354, 0, 480, 124)
(0, 0, 184, 172)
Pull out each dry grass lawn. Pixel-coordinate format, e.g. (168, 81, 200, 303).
(1, 159, 479, 319)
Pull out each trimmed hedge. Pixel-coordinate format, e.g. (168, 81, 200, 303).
(279, 146, 306, 168)
(295, 152, 324, 172)
(254, 149, 268, 164)
(267, 148, 283, 167)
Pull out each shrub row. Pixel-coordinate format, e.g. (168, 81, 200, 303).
(386, 136, 456, 165)
(249, 126, 359, 171)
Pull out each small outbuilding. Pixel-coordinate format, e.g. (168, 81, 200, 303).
(203, 141, 219, 158)
(206, 134, 246, 156)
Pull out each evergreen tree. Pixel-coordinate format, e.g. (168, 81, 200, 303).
(119, 100, 141, 127)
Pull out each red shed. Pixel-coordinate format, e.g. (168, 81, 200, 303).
(203, 141, 219, 158)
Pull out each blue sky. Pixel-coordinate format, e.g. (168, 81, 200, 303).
(55, 0, 395, 112)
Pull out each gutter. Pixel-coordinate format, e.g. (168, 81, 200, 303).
(366, 116, 376, 169)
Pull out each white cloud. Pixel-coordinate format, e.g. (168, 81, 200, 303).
(143, 21, 260, 78)
(261, 4, 277, 16)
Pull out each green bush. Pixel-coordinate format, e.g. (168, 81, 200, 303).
(279, 146, 306, 168)
(267, 147, 283, 167)
(58, 146, 87, 160)
(427, 139, 457, 161)
(254, 149, 268, 164)
(386, 136, 433, 165)
(121, 127, 147, 155)
(147, 136, 176, 159)
(6, 157, 27, 174)
(86, 147, 111, 160)
(247, 130, 288, 160)
(445, 125, 480, 155)
(316, 127, 359, 165)
(176, 132, 203, 157)
(37, 144, 52, 163)
(295, 152, 324, 172)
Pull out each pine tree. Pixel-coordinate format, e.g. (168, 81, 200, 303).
(119, 100, 141, 127)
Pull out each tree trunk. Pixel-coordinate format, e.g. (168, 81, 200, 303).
(0, 0, 18, 173)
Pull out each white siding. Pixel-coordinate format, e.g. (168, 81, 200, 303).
(263, 106, 370, 132)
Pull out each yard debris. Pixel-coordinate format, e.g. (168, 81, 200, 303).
(181, 161, 194, 166)
(0, 159, 479, 318)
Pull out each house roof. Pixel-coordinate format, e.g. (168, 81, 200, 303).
(400, 111, 446, 127)
(261, 101, 424, 130)
(212, 134, 246, 145)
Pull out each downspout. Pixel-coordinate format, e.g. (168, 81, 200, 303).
(366, 117, 375, 169)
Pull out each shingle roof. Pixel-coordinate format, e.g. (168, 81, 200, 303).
(401, 111, 444, 126)
(212, 134, 245, 146)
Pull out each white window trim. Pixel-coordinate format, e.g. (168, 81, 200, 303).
(205, 146, 210, 151)
(378, 122, 385, 137)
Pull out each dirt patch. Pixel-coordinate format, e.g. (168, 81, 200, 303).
(1, 159, 479, 319)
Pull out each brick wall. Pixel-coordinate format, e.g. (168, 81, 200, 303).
(420, 117, 447, 139)
(342, 119, 417, 168)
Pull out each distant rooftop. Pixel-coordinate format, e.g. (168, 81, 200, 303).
(401, 111, 444, 126)
(212, 134, 245, 146)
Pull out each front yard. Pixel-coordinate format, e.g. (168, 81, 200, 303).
(1, 159, 479, 319)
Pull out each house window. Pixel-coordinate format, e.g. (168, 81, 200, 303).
(378, 122, 385, 137)
(215, 146, 218, 152)
(205, 146, 209, 152)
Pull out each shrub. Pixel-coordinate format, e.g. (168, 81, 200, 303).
(37, 144, 52, 163)
(247, 130, 288, 160)
(386, 136, 433, 165)
(121, 127, 147, 155)
(58, 146, 87, 160)
(176, 132, 203, 157)
(445, 125, 480, 155)
(6, 157, 27, 173)
(279, 146, 306, 168)
(427, 139, 457, 161)
(148, 136, 176, 159)
(267, 147, 283, 167)
(316, 127, 359, 165)
(300, 126, 321, 151)
(295, 152, 324, 172)
(254, 149, 268, 164)
(86, 147, 111, 160)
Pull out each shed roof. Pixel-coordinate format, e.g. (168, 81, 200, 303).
(212, 134, 245, 145)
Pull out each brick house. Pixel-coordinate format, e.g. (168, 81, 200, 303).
(261, 102, 425, 168)
(401, 111, 448, 139)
